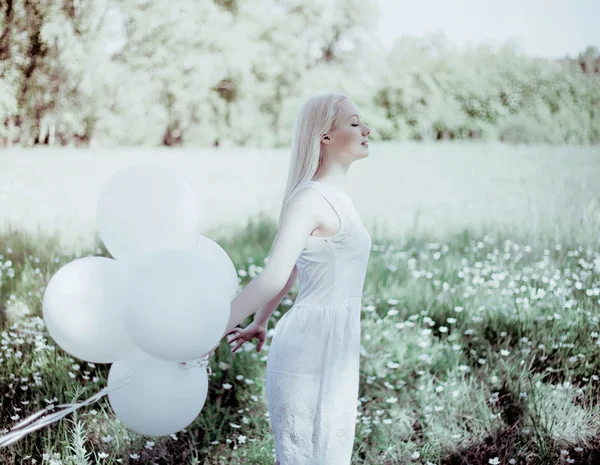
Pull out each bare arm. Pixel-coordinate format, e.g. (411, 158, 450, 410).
(221, 189, 321, 336)
(253, 264, 298, 328)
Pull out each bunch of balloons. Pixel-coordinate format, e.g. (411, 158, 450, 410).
(0, 162, 237, 446)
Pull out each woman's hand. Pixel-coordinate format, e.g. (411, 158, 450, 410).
(225, 321, 267, 353)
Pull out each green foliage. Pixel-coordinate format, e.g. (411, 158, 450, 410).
(1, 213, 600, 463)
(0, 3, 598, 147)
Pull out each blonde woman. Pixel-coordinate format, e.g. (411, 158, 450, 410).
(220, 93, 372, 464)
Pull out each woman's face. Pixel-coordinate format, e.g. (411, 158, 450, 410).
(323, 99, 371, 160)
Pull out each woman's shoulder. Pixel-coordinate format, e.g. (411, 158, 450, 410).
(287, 186, 326, 212)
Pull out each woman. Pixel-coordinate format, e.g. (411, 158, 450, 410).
(215, 92, 372, 464)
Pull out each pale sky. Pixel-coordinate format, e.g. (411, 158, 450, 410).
(375, 0, 600, 59)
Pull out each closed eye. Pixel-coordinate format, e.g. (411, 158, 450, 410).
(352, 124, 358, 127)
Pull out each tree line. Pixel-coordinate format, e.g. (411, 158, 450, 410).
(1, 0, 599, 148)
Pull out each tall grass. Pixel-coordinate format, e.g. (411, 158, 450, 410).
(0, 212, 599, 464)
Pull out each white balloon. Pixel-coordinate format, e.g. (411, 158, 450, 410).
(124, 248, 231, 361)
(96, 162, 200, 263)
(196, 235, 239, 299)
(107, 350, 208, 437)
(42, 257, 139, 363)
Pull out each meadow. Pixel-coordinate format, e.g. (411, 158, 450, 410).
(0, 144, 600, 464)
(1, 142, 599, 252)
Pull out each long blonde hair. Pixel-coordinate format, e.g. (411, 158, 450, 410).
(265, 92, 349, 261)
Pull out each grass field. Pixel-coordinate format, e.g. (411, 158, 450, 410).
(0, 143, 600, 464)
(1, 215, 599, 464)
(1, 142, 599, 252)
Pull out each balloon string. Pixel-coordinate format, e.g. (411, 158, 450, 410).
(0, 371, 133, 449)
(181, 354, 212, 375)
(0, 354, 211, 448)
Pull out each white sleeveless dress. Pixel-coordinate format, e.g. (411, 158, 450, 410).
(266, 180, 372, 465)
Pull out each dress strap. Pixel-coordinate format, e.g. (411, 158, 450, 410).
(305, 181, 347, 206)
(305, 180, 348, 198)
(300, 181, 347, 234)
(288, 180, 346, 216)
